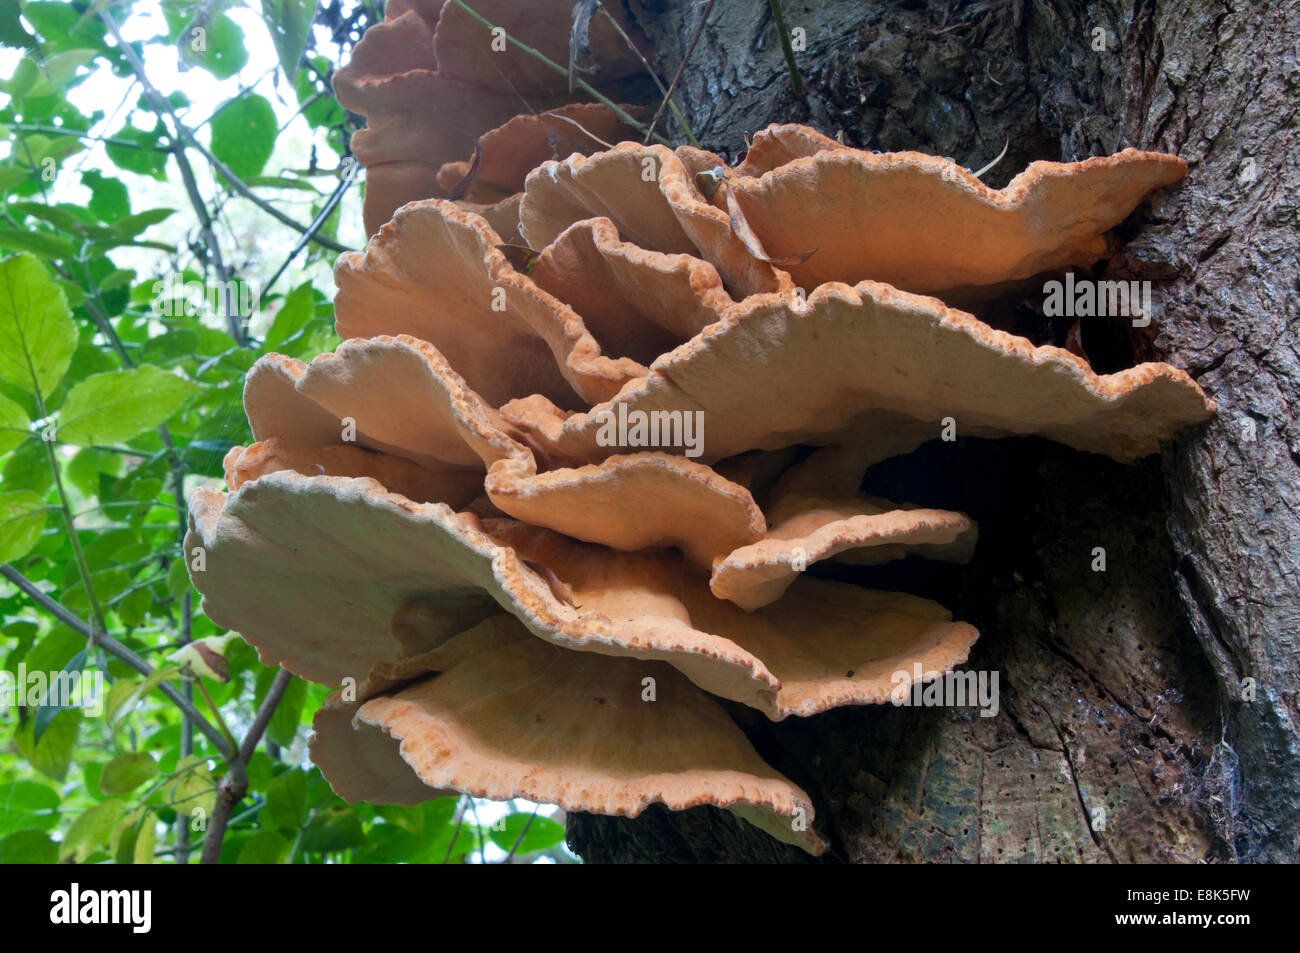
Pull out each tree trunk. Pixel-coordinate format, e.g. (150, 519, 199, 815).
(566, 0, 1300, 863)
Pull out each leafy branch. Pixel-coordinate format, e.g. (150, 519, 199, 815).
(0, 564, 234, 760)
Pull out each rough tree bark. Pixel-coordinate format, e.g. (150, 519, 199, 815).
(566, 0, 1299, 863)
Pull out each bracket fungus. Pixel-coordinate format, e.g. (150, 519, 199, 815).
(187, 121, 1213, 856)
(334, 0, 647, 235)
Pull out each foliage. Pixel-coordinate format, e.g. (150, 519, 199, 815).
(0, 0, 569, 864)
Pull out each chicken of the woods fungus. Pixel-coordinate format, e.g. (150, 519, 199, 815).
(334, 0, 649, 236)
(187, 123, 1215, 856)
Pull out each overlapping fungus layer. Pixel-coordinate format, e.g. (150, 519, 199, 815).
(188, 121, 1213, 855)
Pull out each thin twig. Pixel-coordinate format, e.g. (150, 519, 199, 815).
(767, 0, 804, 95)
(644, 0, 715, 144)
(238, 672, 293, 765)
(31, 385, 109, 652)
(286, 807, 314, 864)
(163, 426, 195, 862)
(174, 620, 194, 859)
(539, 111, 616, 150)
(99, 11, 245, 346)
(0, 564, 233, 759)
(261, 167, 355, 298)
(467, 797, 488, 863)
(192, 668, 239, 753)
(9, 124, 169, 151)
(192, 66, 278, 134)
(503, 805, 540, 863)
(592, 0, 699, 147)
(448, 0, 671, 147)
(442, 796, 467, 864)
(195, 141, 352, 253)
(200, 668, 293, 864)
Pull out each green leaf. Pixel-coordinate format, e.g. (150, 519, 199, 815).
(57, 364, 198, 445)
(0, 252, 75, 396)
(360, 799, 460, 862)
(81, 169, 130, 220)
(64, 339, 121, 384)
(168, 759, 216, 822)
(17, 707, 81, 781)
(104, 119, 168, 179)
(267, 674, 306, 747)
(180, 12, 249, 79)
(265, 769, 308, 831)
(264, 0, 316, 77)
(2, 438, 53, 495)
(20, 623, 81, 674)
(9, 130, 83, 172)
(8, 201, 90, 233)
(103, 676, 141, 724)
(238, 828, 291, 864)
(66, 447, 121, 498)
(61, 798, 125, 863)
(3, 57, 40, 99)
(209, 94, 277, 181)
(487, 811, 566, 856)
(0, 830, 56, 864)
(165, 558, 191, 601)
(113, 814, 141, 864)
(245, 174, 319, 192)
(3, 49, 96, 99)
(186, 437, 237, 467)
(300, 804, 365, 853)
(83, 760, 105, 800)
(133, 815, 157, 864)
(100, 752, 160, 796)
(21, 3, 110, 55)
(262, 281, 314, 350)
(0, 490, 46, 563)
(32, 646, 86, 745)
(246, 751, 275, 791)
(109, 665, 181, 727)
(0, 781, 60, 837)
(0, 1, 36, 50)
(98, 268, 136, 293)
(0, 227, 77, 260)
(112, 208, 175, 238)
(0, 391, 30, 453)
(295, 57, 344, 128)
(84, 256, 128, 315)
(0, 165, 31, 193)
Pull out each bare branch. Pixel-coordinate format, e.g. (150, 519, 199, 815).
(261, 167, 357, 299)
(504, 805, 539, 863)
(448, 0, 670, 146)
(200, 668, 294, 864)
(644, 0, 715, 144)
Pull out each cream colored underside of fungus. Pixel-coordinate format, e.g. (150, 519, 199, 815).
(187, 120, 1213, 855)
